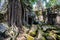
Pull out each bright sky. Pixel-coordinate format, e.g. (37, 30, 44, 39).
(46, 0, 49, 3)
(0, 0, 5, 9)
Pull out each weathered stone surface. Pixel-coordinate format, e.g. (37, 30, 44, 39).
(0, 0, 8, 14)
(4, 37, 11, 40)
(26, 34, 34, 40)
(29, 25, 38, 36)
(37, 29, 46, 40)
(17, 34, 27, 40)
(0, 36, 4, 40)
(22, 26, 29, 34)
(46, 36, 55, 40)
(5, 25, 19, 40)
(42, 25, 56, 31)
(0, 23, 8, 33)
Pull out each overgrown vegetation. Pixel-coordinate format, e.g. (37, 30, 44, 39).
(0, 0, 60, 40)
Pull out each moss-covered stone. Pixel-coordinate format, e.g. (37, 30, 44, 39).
(57, 35, 60, 40)
(48, 30, 57, 40)
(28, 25, 38, 37)
(29, 31, 36, 37)
(27, 35, 34, 40)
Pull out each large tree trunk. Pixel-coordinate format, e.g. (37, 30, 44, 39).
(7, 0, 23, 32)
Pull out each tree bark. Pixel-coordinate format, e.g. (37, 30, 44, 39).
(7, 0, 23, 33)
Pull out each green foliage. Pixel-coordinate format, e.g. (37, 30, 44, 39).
(30, 0, 37, 4)
(46, 0, 57, 8)
(56, 0, 60, 5)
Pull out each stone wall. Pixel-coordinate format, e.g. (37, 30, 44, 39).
(56, 15, 60, 25)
